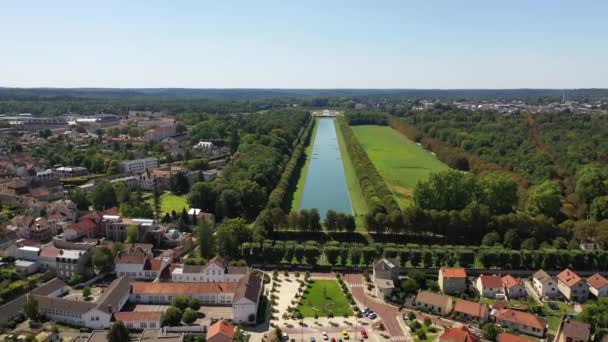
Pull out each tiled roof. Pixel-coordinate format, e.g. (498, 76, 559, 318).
(96, 276, 131, 313)
(454, 299, 488, 318)
(114, 311, 163, 322)
(132, 282, 238, 295)
(560, 319, 590, 341)
(498, 333, 530, 342)
(533, 270, 553, 284)
(441, 267, 467, 278)
(416, 291, 452, 308)
(39, 245, 60, 258)
(478, 275, 503, 288)
(207, 320, 236, 340)
(36, 295, 97, 314)
(143, 258, 165, 271)
(496, 309, 546, 330)
(587, 273, 608, 290)
(502, 275, 521, 289)
(234, 272, 262, 303)
(557, 269, 582, 288)
(439, 326, 479, 342)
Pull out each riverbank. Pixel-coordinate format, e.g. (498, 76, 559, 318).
(290, 118, 319, 210)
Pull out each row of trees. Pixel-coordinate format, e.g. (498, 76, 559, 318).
(335, 117, 402, 232)
(252, 118, 314, 240)
(345, 110, 388, 125)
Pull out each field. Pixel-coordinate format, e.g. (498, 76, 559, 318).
(297, 280, 353, 317)
(352, 125, 449, 208)
(146, 192, 189, 215)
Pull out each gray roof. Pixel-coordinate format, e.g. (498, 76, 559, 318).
(31, 278, 67, 296)
(182, 264, 205, 273)
(227, 266, 248, 275)
(36, 295, 97, 314)
(96, 276, 131, 313)
(533, 270, 553, 283)
(234, 272, 262, 303)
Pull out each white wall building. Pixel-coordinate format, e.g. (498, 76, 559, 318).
(121, 157, 159, 174)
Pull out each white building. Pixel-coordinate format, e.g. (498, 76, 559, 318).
(121, 157, 159, 174)
(587, 273, 608, 298)
(476, 275, 505, 299)
(533, 270, 558, 299)
(171, 256, 248, 283)
(115, 246, 170, 280)
(194, 141, 214, 151)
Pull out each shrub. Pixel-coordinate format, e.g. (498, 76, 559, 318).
(424, 317, 432, 326)
(408, 312, 416, 320)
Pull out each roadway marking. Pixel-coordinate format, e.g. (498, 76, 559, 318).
(391, 336, 408, 341)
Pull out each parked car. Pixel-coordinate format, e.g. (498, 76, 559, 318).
(342, 330, 349, 340)
(360, 330, 368, 339)
(368, 313, 377, 319)
(323, 332, 329, 340)
(310, 338, 316, 342)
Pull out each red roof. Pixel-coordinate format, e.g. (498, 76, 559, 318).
(39, 246, 60, 258)
(114, 311, 163, 322)
(587, 273, 608, 290)
(454, 299, 489, 318)
(131, 282, 238, 295)
(502, 275, 521, 289)
(68, 219, 96, 233)
(143, 258, 165, 271)
(479, 275, 503, 288)
(207, 320, 235, 340)
(557, 269, 583, 288)
(441, 267, 467, 278)
(496, 309, 546, 330)
(439, 326, 479, 342)
(498, 333, 531, 342)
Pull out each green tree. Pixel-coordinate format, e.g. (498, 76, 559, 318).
(107, 321, 130, 342)
(482, 232, 502, 246)
(24, 295, 38, 321)
(287, 211, 299, 230)
(414, 170, 479, 210)
(269, 207, 287, 230)
(503, 229, 520, 249)
(83, 286, 92, 300)
(152, 180, 162, 219)
(189, 182, 216, 212)
(163, 307, 183, 326)
(90, 181, 117, 210)
(480, 173, 518, 214)
(171, 173, 191, 195)
(216, 218, 251, 258)
(575, 164, 608, 205)
(125, 225, 138, 243)
(197, 219, 215, 258)
(526, 180, 562, 219)
(68, 188, 90, 211)
(590, 196, 608, 221)
(93, 247, 114, 273)
(481, 323, 499, 342)
(182, 308, 198, 324)
(324, 210, 338, 231)
(172, 295, 190, 311)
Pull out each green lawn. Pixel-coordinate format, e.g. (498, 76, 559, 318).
(297, 280, 353, 317)
(291, 119, 319, 211)
(352, 125, 449, 208)
(147, 192, 189, 215)
(544, 301, 576, 334)
(335, 120, 368, 228)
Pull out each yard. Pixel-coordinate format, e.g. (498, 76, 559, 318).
(146, 192, 189, 215)
(544, 301, 576, 334)
(297, 280, 353, 317)
(351, 125, 449, 208)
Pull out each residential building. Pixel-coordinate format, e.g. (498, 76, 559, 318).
(439, 326, 479, 342)
(114, 311, 163, 330)
(415, 291, 453, 315)
(438, 268, 467, 294)
(586, 273, 608, 298)
(121, 157, 159, 174)
(207, 321, 236, 342)
(171, 256, 248, 283)
(131, 272, 263, 324)
(35, 276, 130, 329)
(55, 248, 92, 279)
(144, 126, 176, 142)
(502, 275, 526, 299)
(476, 275, 505, 299)
(53, 166, 88, 178)
(115, 246, 170, 280)
(495, 309, 546, 337)
(102, 215, 155, 242)
(557, 269, 589, 302)
(533, 270, 558, 299)
(453, 299, 489, 323)
(63, 218, 98, 241)
(372, 258, 399, 299)
(554, 318, 591, 342)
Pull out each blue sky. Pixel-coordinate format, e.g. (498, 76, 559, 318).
(1, 0, 607, 88)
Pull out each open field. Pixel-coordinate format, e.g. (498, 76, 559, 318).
(290, 119, 319, 211)
(352, 125, 449, 208)
(297, 279, 353, 317)
(146, 192, 189, 215)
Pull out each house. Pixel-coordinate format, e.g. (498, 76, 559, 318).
(439, 326, 479, 342)
(557, 269, 589, 302)
(115, 246, 170, 280)
(453, 299, 489, 323)
(55, 248, 92, 279)
(554, 318, 591, 342)
(121, 157, 159, 174)
(498, 333, 531, 342)
(438, 268, 467, 294)
(586, 273, 608, 298)
(476, 275, 505, 299)
(15, 259, 39, 274)
(495, 309, 546, 337)
(415, 291, 453, 315)
(372, 258, 399, 299)
(114, 311, 163, 330)
(63, 218, 97, 241)
(533, 270, 558, 299)
(171, 256, 248, 283)
(35, 276, 130, 329)
(102, 215, 155, 242)
(502, 275, 526, 299)
(38, 245, 60, 269)
(132, 272, 263, 324)
(207, 320, 236, 342)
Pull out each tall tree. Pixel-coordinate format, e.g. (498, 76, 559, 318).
(107, 321, 130, 342)
(197, 220, 215, 259)
(526, 180, 562, 219)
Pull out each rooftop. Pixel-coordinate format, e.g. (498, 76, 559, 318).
(441, 267, 467, 278)
(557, 268, 583, 288)
(587, 273, 608, 289)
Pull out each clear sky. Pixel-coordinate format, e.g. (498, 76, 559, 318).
(1, 0, 607, 89)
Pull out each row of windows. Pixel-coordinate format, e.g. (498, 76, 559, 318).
(135, 294, 233, 304)
(43, 308, 82, 319)
(126, 322, 157, 329)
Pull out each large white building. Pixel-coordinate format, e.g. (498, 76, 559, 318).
(131, 272, 263, 324)
(121, 157, 159, 174)
(171, 256, 248, 283)
(115, 246, 170, 280)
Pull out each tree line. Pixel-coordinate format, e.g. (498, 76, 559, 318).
(345, 110, 388, 125)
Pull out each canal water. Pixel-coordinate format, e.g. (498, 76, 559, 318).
(299, 118, 352, 219)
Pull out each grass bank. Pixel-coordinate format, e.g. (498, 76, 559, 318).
(290, 119, 319, 211)
(352, 125, 449, 208)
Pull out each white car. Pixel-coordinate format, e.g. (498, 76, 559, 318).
(323, 332, 329, 340)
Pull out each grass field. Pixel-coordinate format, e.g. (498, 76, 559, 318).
(335, 119, 368, 229)
(352, 125, 449, 208)
(146, 192, 189, 215)
(297, 280, 353, 317)
(290, 119, 319, 211)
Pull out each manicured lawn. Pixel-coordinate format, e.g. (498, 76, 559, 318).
(290, 119, 319, 211)
(352, 125, 449, 208)
(147, 192, 189, 215)
(297, 280, 353, 317)
(544, 301, 576, 334)
(335, 120, 368, 229)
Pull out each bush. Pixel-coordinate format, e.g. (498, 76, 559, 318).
(182, 308, 198, 324)
(424, 317, 432, 326)
(408, 312, 416, 321)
